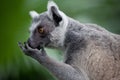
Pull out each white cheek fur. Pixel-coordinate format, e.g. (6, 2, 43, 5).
(50, 11, 68, 48)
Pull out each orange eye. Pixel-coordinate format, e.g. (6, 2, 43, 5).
(38, 27, 44, 34)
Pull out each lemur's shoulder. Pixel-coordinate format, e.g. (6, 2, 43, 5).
(84, 23, 108, 32)
(67, 17, 108, 33)
(67, 17, 120, 41)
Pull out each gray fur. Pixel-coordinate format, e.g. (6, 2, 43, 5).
(19, 1, 120, 80)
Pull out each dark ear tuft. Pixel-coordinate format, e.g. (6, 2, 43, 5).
(51, 6, 62, 26)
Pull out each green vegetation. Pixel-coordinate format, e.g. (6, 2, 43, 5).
(0, 0, 120, 80)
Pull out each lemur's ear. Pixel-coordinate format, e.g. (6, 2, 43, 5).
(29, 11, 39, 18)
(47, 0, 62, 26)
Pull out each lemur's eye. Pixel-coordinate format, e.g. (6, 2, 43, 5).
(38, 27, 44, 34)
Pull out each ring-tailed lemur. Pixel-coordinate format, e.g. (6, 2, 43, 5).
(18, 1, 120, 80)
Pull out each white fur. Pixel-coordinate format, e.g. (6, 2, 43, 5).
(50, 11, 68, 48)
(29, 11, 39, 18)
(47, 0, 59, 19)
(47, 1, 69, 48)
(29, 1, 69, 48)
(47, 0, 59, 12)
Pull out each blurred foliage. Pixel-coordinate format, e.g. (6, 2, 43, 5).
(0, 0, 120, 80)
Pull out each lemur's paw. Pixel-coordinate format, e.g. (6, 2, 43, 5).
(18, 42, 44, 56)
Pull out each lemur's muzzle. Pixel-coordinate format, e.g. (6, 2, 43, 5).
(27, 38, 43, 50)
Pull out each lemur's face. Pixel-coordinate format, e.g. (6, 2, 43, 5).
(27, 1, 68, 49)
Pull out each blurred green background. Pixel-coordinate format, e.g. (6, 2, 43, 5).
(0, 0, 120, 80)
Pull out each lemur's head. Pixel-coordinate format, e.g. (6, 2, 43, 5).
(27, 1, 68, 50)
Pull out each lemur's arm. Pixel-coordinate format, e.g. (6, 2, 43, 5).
(18, 42, 86, 80)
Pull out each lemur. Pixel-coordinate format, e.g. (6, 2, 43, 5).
(18, 1, 120, 80)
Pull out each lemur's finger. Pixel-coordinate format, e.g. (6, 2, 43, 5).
(18, 42, 27, 52)
(24, 42, 28, 49)
(24, 42, 30, 49)
(18, 42, 24, 49)
(18, 42, 22, 46)
(41, 48, 47, 56)
(26, 43, 33, 50)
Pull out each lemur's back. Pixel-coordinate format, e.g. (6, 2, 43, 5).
(64, 18, 120, 80)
